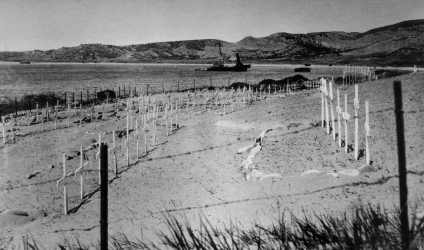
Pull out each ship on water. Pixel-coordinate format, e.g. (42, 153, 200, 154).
(200, 42, 251, 72)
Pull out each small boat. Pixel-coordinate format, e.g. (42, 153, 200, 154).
(20, 61, 31, 64)
(294, 67, 311, 72)
(304, 63, 311, 66)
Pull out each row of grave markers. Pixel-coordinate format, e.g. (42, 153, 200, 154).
(0, 86, 256, 144)
(55, 84, 307, 214)
(320, 78, 371, 165)
(1, 77, 328, 146)
(56, 90, 212, 215)
(343, 64, 376, 85)
(1, 82, 318, 145)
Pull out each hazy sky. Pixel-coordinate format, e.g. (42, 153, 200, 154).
(1, 0, 423, 51)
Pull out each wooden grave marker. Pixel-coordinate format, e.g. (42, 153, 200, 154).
(354, 84, 359, 160)
(41, 108, 45, 132)
(95, 132, 104, 184)
(67, 99, 71, 128)
(123, 113, 130, 167)
(134, 120, 142, 158)
(108, 130, 121, 175)
(56, 154, 74, 215)
(2, 117, 5, 144)
(54, 106, 58, 129)
(342, 94, 350, 153)
(75, 146, 89, 199)
(329, 80, 335, 140)
(336, 89, 342, 147)
(365, 101, 370, 164)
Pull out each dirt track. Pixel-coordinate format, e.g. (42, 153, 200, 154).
(1, 72, 424, 248)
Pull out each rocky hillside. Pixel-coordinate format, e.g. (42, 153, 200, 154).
(1, 19, 424, 66)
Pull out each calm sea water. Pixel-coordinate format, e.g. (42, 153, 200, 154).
(0, 62, 344, 104)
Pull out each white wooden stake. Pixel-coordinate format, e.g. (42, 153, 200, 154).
(329, 81, 335, 140)
(365, 101, 370, 164)
(323, 80, 329, 134)
(336, 89, 342, 147)
(75, 146, 89, 199)
(124, 113, 130, 167)
(2, 117, 5, 144)
(67, 100, 70, 128)
(54, 106, 58, 129)
(95, 132, 103, 184)
(41, 109, 45, 132)
(35, 103, 39, 123)
(134, 121, 141, 158)
(142, 125, 147, 154)
(165, 113, 169, 136)
(321, 81, 325, 128)
(80, 103, 82, 126)
(57, 154, 73, 215)
(10, 122, 14, 141)
(108, 130, 120, 174)
(46, 101, 49, 120)
(153, 118, 157, 145)
(354, 84, 359, 160)
(342, 94, 350, 153)
(170, 114, 173, 134)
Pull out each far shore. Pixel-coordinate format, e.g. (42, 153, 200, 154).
(0, 60, 421, 71)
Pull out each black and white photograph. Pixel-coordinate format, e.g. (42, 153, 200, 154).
(0, 0, 423, 249)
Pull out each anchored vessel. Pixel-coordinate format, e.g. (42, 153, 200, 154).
(205, 43, 251, 72)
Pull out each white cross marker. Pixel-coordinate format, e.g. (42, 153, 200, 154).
(54, 106, 58, 130)
(365, 101, 370, 164)
(124, 113, 130, 167)
(79, 103, 82, 126)
(328, 81, 335, 141)
(320, 79, 329, 133)
(45, 101, 48, 120)
(10, 121, 14, 141)
(354, 84, 359, 160)
(2, 117, 6, 144)
(41, 108, 45, 132)
(336, 89, 342, 147)
(134, 120, 142, 158)
(142, 124, 147, 154)
(35, 103, 39, 123)
(57, 154, 73, 215)
(95, 132, 103, 184)
(67, 99, 71, 128)
(75, 146, 89, 199)
(342, 94, 350, 153)
(108, 131, 121, 175)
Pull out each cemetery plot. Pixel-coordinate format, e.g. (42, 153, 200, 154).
(0, 71, 423, 248)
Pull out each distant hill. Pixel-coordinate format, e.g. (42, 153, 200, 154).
(1, 19, 424, 67)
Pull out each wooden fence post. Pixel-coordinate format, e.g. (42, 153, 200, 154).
(100, 143, 108, 250)
(393, 81, 409, 250)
